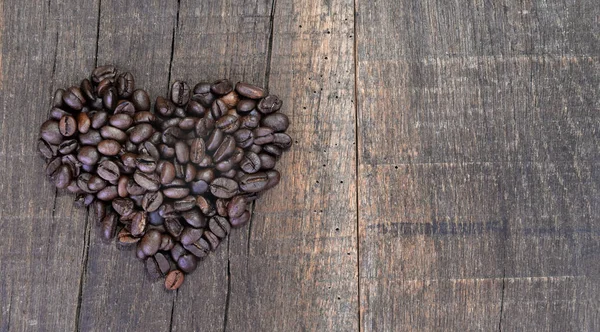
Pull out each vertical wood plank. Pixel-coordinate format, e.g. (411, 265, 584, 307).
(77, 1, 178, 331)
(0, 0, 99, 331)
(356, 0, 600, 330)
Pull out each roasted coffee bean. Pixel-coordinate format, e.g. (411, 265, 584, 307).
(261, 113, 289, 132)
(209, 216, 231, 238)
(117, 175, 129, 197)
(210, 177, 238, 198)
(263, 144, 282, 156)
(142, 191, 163, 212)
(229, 148, 245, 164)
(53, 88, 66, 108)
(131, 212, 148, 237)
(58, 115, 77, 137)
(227, 196, 247, 218)
(92, 65, 117, 83)
(53, 165, 72, 189)
(190, 180, 209, 195)
(117, 72, 135, 98)
(163, 187, 191, 200)
(235, 82, 267, 99)
(216, 199, 228, 217)
(145, 257, 162, 280)
(174, 141, 189, 163)
(38, 139, 56, 159)
(75, 113, 91, 134)
(101, 213, 118, 241)
(63, 86, 85, 111)
(159, 235, 174, 251)
(221, 91, 240, 109)
(149, 210, 164, 226)
(215, 159, 234, 173)
(40, 120, 63, 145)
(79, 130, 102, 146)
(238, 172, 269, 192)
(97, 160, 120, 181)
(265, 170, 281, 190)
(77, 146, 100, 166)
(100, 126, 127, 143)
(195, 118, 214, 138)
(165, 270, 184, 290)
(186, 100, 206, 117)
(182, 208, 206, 228)
(136, 155, 157, 173)
(178, 117, 196, 131)
(220, 169, 238, 179)
(96, 78, 113, 97)
(174, 107, 186, 118)
(50, 107, 70, 121)
(211, 79, 233, 95)
(155, 96, 175, 117)
(132, 89, 151, 112)
(230, 210, 250, 228)
(192, 82, 215, 107)
(127, 178, 147, 196)
(174, 196, 196, 212)
(204, 231, 220, 251)
(140, 230, 162, 256)
(133, 111, 156, 124)
(165, 218, 183, 237)
(173, 159, 185, 179)
(195, 196, 215, 217)
(206, 128, 224, 152)
(184, 163, 196, 182)
(112, 198, 134, 216)
(58, 139, 79, 155)
(233, 129, 253, 148)
(210, 99, 228, 120)
(259, 153, 276, 170)
(177, 254, 198, 273)
(240, 114, 260, 129)
(236, 99, 256, 114)
(88, 175, 107, 191)
(180, 227, 204, 246)
(44, 158, 61, 179)
(158, 144, 175, 159)
(257, 95, 282, 114)
(272, 132, 292, 149)
(155, 252, 170, 274)
(171, 81, 190, 106)
(76, 173, 93, 193)
(253, 127, 274, 145)
(80, 78, 94, 101)
(215, 114, 240, 134)
(98, 140, 121, 156)
(97, 186, 119, 201)
(130, 124, 154, 144)
(103, 87, 118, 110)
(170, 243, 187, 262)
(213, 135, 236, 163)
(113, 101, 135, 116)
(240, 151, 261, 173)
(161, 127, 183, 146)
(133, 170, 160, 191)
(92, 200, 106, 223)
(196, 168, 215, 183)
(120, 153, 137, 168)
(91, 111, 108, 129)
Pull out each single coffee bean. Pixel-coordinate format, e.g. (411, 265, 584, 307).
(159, 235, 174, 251)
(215, 114, 240, 134)
(116, 72, 135, 98)
(180, 227, 204, 246)
(97, 160, 120, 181)
(235, 82, 266, 99)
(190, 180, 209, 195)
(126, 178, 146, 196)
(220, 91, 240, 109)
(181, 208, 206, 228)
(154, 252, 171, 275)
(261, 113, 289, 132)
(174, 196, 196, 212)
(92, 65, 117, 83)
(103, 87, 118, 110)
(133, 111, 156, 124)
(165, 218, 183, 237)
(133, 170, 160, 191)
(120, 153, 137, 169)
(53, 88, 65, 108)
(58, 139, 78, 155)
(117, 175, 129, 197)
(136, 155, 157, 173)
(40, 120, 63, 145)
(236, 99, 256, 113)
(272, 132, 292, 149)
(229, 147, 245, 164)
(209, 216, 231, 238)
(227, 196, 247, 218)
(114, 100, 136, 116)
(170, 244, 187, 263)
(204, 231, 220, 251)
(233, 129, 253, 148)
(257, 95, 282, 114)
(162, 186, 190, 199)
(238, 172, 269, 192)
(101, 213, 118, 241)
(173, 159, 185, 179)
(79, 130, 102, 146)
(161, 127, 184, 146)
(196, 168, 215, 183)
(76, 173, 93, 193)
(240, 151, 261, 173)
(174, 106, 186, 118)
(97, 186, 119, 201)
(91, 111, 108, 129)
(100, 126, 127, 143)
(259, 153, 276, 170)
(171, 81, 190, 106)
(136, 245, 148, 260)
(97, 140, 121, 156)
(63, 86, 85, 111)
(220, 169, 238, 179)
(88, 175, 107, 191)
(92, 200, 106, 223)
(195, 118, 215, 138)
(116, 228, 140, 250)
(210, 177, 238, 198)
(216, 198, 228, 217)
(253, 127, 274, 145)
(211, 79, 233, 95)
(131, 212, 148, 237)
(230, 210, 250, 228)
(186, 100, 206, 117)
(184, 163, 196, 183)
(110, 198, 133, 217)
(263, 144, 282, 156)
(240, 114, 260, 129)
(195, 196, 216, 217)
(96, 78, 113, 97)
(188, 138, 206, 164)
(192, 82, 215, 107)
(178, 117, 196, 131)
(131, 89, 150, 111)
(50, 107, 70, 121)
(74, 114, 90, 136)
(177, 254, 198, 273)
(155, 96, 175, 117)
(213, 135, 236, 163)
(174, 141, 190, 163)
(215, 159, 234, 173)
(206, 128, 224, 152)
(77, 146, 100, 166)
(140, 230, 162, 256)
(149, 210, 164, 226)
(165, 270, 184, 290)
(264, 169, 281, 190)
(53, 165, 72, 189)
(210, 99, 228, 120)
(142, 191, 163, 212)
(38, 139, 56, 159)
(129, 124, 154, 144)
(145, 257, 162, 280)
(58, 115, 77, 137)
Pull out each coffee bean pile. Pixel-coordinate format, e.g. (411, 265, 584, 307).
(38, 66, 291, 290)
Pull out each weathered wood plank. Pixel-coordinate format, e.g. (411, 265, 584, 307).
(77, 2, 178, 331)
(0, 0, 99, 331)
(356, 0, 600, 330)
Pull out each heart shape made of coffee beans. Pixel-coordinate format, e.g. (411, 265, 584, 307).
(38, 66, 291, 290)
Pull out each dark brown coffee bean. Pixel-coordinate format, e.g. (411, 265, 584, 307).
(173, 141, 189, 163)
(253, 127, 274, 145)
(187, 138, 205, 165)
(180, 227, 204, 246)
(74, 113, 91, 135)
(58, 115, 77, 137)
(155, 252, 170, 274)
(174, 196, 196, 212)
(77, 146, 100, 166)
(236, 99, 256, 113)
(139, 230, 162, 256)
(96, 78, 113, 97)
(239, 172, 269, 192)
(171, 81, 190, 106)
(206, 128, 224, 152)
(165, 218, 183, 237)
(97, 160, 120, 181)
(91, 111, 108, 129)
(161, 186, 189, 199)
(211, 99, 228, 119)
(159, 235, 174, 252)
(145, 257, 162, 280)
(177, 117, 195, 131)
(117, 175, 128, 197)
(257, 95, 282, 114)
(119, 153, 137, 169)
(182, 239, 208, 258)
(272, 132, 292, 149)
(38, 139, 56, 159)
(133, 111, 156, 124)
(183, 209, 206, 229)
(100, 126, 127, 143)
(92, 65, 116, 83)
(53, 165, 72, 189)
(210, 177, 238, 198)
(160, 162, 176, 185)
(186, 100, 206, 117)
(112, 198, 134, 216)
(183, 163, 195, 183)
(165, 270, 184, 290)
(92, 200, 106, 223)
(192, 82, 215, 106)
(133, 170, 160, 191)
(215, 199, 228, 217)
(136, 155, 157, 173)
(204, 231, 220, 251)
(259, 153, 276, 170)
(209, 216, 231, 238)
(235, 82, 266, 99)
(97, 140, 121, 156)
(40, 120, 64, 145)
(215, 114, 240, 134)
(131, 212, 148, 237)
(190, 180, 208, 195)
(240, 114, 260, 129)
(97, 186, 118, 201)
(215, 159, 234, 173)
(195, 196, 216, 217)
(49, 107, 70, 121)
(170, 243, 187, 262)
(63, 86, 85, 110)
(261, 113, 289, 132)
(249, 145, 262, 155)
(230, 210, 250, 228)
(113, 100, 135, 116)
(142, 191, 163, 212)
(196, 168, 215, 183)
(58, 139, 78, 155)
(76, 173, 93, 193)
(227, 196, 247, 219)
(130, 124, 154, 144)
(126, 178, 146, 196)
(211, 79, 233, 95)
(265, 170, 281, 190)
(221, 91, 240, 109)
(53, 88, 66, 107)
(117, 72, 135, 98)
(240, 151, 261, 173)
(161, 126, 183, 146)
(177, 254, 198, 273)
(195, 118, 215, 137)
(155, 96, 175, 117)
(101, 213, 118, 241)
(103, 87, 117, 110)
(132, 89, 151, 112)
(79, 130, 102, 146)
(88, 175, 107, 192)
(213, 135, 236, 163)
(263, 144, 282, 156)
(233, 129, 253, 148)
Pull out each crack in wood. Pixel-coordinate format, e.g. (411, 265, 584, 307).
(93, 0, 101, 68)
(167, 0, 181, 93)
(352, 0, 361, 330)
(223, 237, 232, 332)
(74, 210, 91, 332)
(168, 291, 177, 332)
(498, 268, 506, 332)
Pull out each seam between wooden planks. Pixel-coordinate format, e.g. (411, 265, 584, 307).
(352, 0, 361, 330)
(167, 0, 181, 92)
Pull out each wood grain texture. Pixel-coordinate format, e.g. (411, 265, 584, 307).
(0, 0, 99, 331)
(168, 0, 273, 330)
(356, 0, 600, 331)
(77, 1, 178, 331)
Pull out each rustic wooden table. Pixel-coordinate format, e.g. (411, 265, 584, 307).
(1, 0, 598, 331)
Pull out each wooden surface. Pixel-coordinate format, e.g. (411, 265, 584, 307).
(0, 0, 598, 331)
